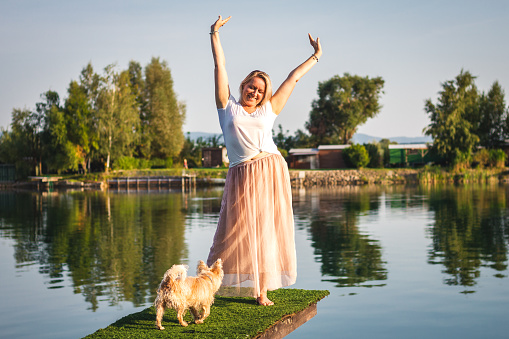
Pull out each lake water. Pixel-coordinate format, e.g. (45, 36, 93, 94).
(0, 184, 508, 338)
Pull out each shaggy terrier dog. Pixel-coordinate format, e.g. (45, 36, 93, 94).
(154, 259, 223, 328)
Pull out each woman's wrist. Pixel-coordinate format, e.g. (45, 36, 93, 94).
(210, 30, 219, 35)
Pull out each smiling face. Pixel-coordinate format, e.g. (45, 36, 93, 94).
(241, 77, 266, 108)
(239, 70, 272, 110)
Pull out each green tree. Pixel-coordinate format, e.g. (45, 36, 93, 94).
(127, 61, 150, 158)
(273, 125, 313, 152)
(144, 57, 186, 159)
(478, 81, 507, 148)
(34, 91, 62, 174)
(424, 70, 479, 164)
(306, 73, 384, 145)
(64, 80, 96, 173)
(365, 142, 384, 168)
(43, 97, 79, 173)
(8, 108, 36, 173)
(96, 65, 140, 171)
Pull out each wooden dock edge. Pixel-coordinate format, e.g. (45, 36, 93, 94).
(254, 302, 318, 339)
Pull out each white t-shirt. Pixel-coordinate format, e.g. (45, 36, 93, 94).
(218, 95, 281, 167)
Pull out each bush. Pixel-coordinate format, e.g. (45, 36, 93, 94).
(150, 158, 166, 169)
(344, 144, 370, 168)
(113, 156, 138, 170)
(488, 149, 506, 168)
(364, 142, 384, 168)
(451, 150, 471, 172)
(138, 159, 151, 169)
(113, 156, 152, 170)
(472, 149, 489, 168)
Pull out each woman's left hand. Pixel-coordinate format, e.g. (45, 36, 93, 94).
(308, 33, 322, 58)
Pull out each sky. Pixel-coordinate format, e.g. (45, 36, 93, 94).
(1, 0, 508, 138)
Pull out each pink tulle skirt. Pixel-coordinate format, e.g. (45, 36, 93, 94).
(207, 153, 297, 297)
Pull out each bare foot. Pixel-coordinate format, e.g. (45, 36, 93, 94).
(256, 293, 274, 306)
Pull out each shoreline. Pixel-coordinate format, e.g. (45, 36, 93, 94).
(1, 168, 508, 191)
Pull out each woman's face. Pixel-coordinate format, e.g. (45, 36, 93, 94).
(241, 77, 266, 108)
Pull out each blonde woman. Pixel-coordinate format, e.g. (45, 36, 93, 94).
(207, 15, 322, 306)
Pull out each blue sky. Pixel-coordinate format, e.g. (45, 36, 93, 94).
(1, 0, 508, 138)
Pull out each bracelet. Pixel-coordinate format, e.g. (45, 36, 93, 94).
(311, 55, 319, 62)
(210, 30, 219, 34)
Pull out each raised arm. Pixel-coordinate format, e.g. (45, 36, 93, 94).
(270, 34, 322, 115)
(211, 15, 231, 109)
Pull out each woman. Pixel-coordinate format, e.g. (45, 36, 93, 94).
(207, 15, 322, 306)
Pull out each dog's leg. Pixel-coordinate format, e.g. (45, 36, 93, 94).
(196, 304, 210, 324)
(190, 306, 202, 323)
(176, 306, 188, 327)
(155, 303, 165, 330)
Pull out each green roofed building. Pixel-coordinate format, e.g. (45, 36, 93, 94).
(389, 144, 437, 167)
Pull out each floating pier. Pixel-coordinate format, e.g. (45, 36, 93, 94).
(84, 289, 329, 339)
(107, 174, 197, 191)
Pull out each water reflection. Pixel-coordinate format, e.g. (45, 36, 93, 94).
(293, 187, 387, 288)
(425, 185, 509, 290)
(0, 190, 222, 311)
(1, 184, 508, 314)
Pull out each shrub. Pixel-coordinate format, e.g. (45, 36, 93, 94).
(364, 142, 384, 168)
(451, 150, 471, 172)
(472, 149, 489, 168)
(138, 159, 151, 169)
(165, 157, 173, 168)
(113, 156, 138, 170)
(344, 144, 370, 168)
(488, 149, 506, 168)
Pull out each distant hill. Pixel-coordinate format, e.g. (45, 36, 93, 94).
(186, 131, 223, 142)
(351, 133, 432, 144)
(186, 131, 432, 145)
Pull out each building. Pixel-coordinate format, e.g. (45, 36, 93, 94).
(388, 144, 435, 166)
(202, 147, 228, 167)
(317, 145, 350, 169)
(287, 148, 319, 169)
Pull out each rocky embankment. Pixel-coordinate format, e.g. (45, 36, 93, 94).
(289, 168, 509, 187)
(289, 169, 419, 187)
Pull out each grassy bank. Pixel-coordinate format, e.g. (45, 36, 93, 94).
(83, 289, 329, 339)
(28, 166, 509, 186)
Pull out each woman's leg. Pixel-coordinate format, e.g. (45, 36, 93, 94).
(256, 273, 274, 306)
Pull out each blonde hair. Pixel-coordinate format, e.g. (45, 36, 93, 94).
(239, 70, 272, 107)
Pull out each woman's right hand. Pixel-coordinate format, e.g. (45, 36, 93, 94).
(211, 15, 231, 33)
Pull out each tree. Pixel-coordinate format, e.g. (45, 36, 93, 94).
(44, 100, 79, 173)
(306, 73, 384, 145)
(477, 81, 507, 148)
(10, 108, 37, 174)
(424, 70, 479, 164)
(96, 64, 140, 171)
(0, 111, 35, 177)
(64, 80, 96, 173)
(127, 61, 150, 158)
(144, 57, 186, 159)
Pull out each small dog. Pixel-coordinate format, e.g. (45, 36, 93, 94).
(154, 259, 223, 328)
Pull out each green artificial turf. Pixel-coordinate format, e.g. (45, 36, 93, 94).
(83, 289, 329, 339)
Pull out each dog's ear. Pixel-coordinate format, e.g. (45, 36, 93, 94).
(213, 258, 223, 269)
(197, 260, 208, 273)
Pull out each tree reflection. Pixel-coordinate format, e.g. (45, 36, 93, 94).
(294, 187, 387, 287)
(426, 184, 509, 289)
(0, 190, 191, 311)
